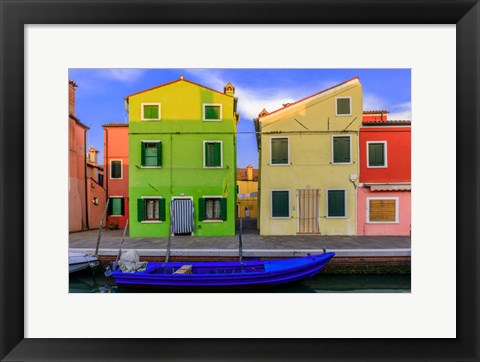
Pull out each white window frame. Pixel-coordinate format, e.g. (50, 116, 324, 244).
(140, 140, 162, 168)
(270, 189, 291, 219)
(141, 103, 161, 121)
(366, 197, 399, 224)
(335, 96, 352, 116)
(109, 159, 123, 180)
(270, 136, 290, 166)
(326, 188, 347, 219)
(202, 195, 224, 223)
(203, 140, 223, 168)
(203, 103, 223, 121)
(140, 196, 164, 224)
(367, 141, 388, 168)
(331, 134, 353, 164)
(108, 196, 124, 217)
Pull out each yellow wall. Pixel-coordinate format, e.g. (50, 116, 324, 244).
(258, 78, 363, 235)
(237, 179, 257, 195)
(237, 197, 257, 218)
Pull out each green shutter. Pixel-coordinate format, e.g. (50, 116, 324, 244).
(369, 143, 385, 166)
(272, 191, 289, 217)
(107, 198, 113, 215)
(144, 105, 158, 119)
(337, 98, 351, 115)
(159, 198, 166, 221)
(333, 137, 351, 163)
(111, 198, 122, 215)
(205, 105, 220, 120)
(328, 190, 345, 217)
(120, 198, 125, 216)
(214, 143, 221, 167)
(156, 142, 162, 167)
(271, 138, 288, 164)
(220, 198, 227, 221)
(141, 142, 145, 166)
(198, 198, 206, 221)
(137, 199, 145, 222)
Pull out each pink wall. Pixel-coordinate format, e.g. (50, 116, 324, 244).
(357, 187, 411, 236)
(104, 125, 129, 227)
(69, 117, 87, 232)
(87, 178, 107, 229)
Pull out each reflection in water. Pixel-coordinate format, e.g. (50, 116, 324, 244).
(69, 270, 410, 294)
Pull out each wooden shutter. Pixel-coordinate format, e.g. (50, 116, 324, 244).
(337, 98, 351, 115)
(328, 190, 345, 217)
(120, 198, 125, 216)
(214, 143, 221, 166)
(141, 142, 145, 166)
(156, 141, 162, 166)
(144, 105, 158, 119)
(369, 199, 396, 222)
(220, 198, 227, 221)
(137, 199, 145, 222)
(205, 105, 220, 119)
(272, 191, 289, 217)
(369, 143, 385, 166)
(107, 198, 113, 215)
(333, 137, 350, 163)
(271, 138, 288, 164)
(158, 198, 166, 221)
(198, 198, 206, 221)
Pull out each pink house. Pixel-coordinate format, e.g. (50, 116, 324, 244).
(86, 146, 107, 229)
(103, 123, 129, 228)
(69, 80, 89, 232)
(357, 111, 411, 236)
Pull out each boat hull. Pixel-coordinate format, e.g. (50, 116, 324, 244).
(112, 252, 334, 288)
(69, 252, 99, 273)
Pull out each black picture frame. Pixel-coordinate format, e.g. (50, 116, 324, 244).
(1, 0, 478, 361)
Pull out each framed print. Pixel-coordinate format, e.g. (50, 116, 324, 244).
(1, 0, 479, 361)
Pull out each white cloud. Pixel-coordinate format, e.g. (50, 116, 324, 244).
(363, 92, 387, 111)
(98, 69, 146, 82)
(389, 102, 412, 120)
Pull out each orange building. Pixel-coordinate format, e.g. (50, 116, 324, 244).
(86, 146, 107, 229)
(69, 80, 89, 232)
(103, 123, 129, 228)
(236, 165, 258, 219)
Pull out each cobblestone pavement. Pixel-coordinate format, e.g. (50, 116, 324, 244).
(69, 219, 411, 250)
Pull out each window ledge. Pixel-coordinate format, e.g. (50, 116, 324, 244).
(203, 166, 224, 169)
(326, 216, 347, 219)
(202, 220, 224, 223)
(332, 162, 353, 165)
(269, 163, 290, 166)
(139, 166, 162, 169)
(203, 119, 222, 122)
(141, 221, 163, 224)
(367, 166, 388, 169)
(109, 215, 124, 217)
(141, 119, 161, 121)
(270, 217, 291, 220)
(367, 221, 399, 224)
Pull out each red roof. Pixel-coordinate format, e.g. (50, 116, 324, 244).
(362, 120, 411, 126)
(363, 110, 389, 114)
(125, 76, 233, 99)
(237, 167, 259, 181)
(102, 122, 129, 127)
(257, 76, 360, 119)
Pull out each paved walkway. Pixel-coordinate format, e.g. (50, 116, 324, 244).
(69, 219, 411, 257)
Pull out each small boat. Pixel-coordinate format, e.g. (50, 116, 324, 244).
(111, 252, 335, 289)
(69, 252, 99, 273)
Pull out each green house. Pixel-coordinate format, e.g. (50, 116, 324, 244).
(126, 77, 238, 237)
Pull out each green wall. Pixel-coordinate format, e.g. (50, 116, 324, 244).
(128, 79, 237, 237)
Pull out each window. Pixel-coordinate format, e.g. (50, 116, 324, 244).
(271, 190, 290, 218)
(203, 104, 222, 121)
(332, 136, 351, 163)
(98, 173, 104, 186)
(108, 197, 124, 216)
(110, 160, 122, 179)
(271, 137, 289, 165)
(198, 197, 227, 221)
(367, 198, 398, 223)
(141, 141, 162, 167)
(367, 141, 387, 167)
(327, 189, 346, 218)
(336, 97, 351, 116)
(204, 141, 222, 168)
(141, 103, 161, 120)
(137, 198, 166, 222)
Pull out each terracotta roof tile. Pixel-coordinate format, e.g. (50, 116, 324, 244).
(363, 110, 389, 114)
(362, 120, 411, 126)
(102, 122, 129, 127)
(237, 167, 259, 181)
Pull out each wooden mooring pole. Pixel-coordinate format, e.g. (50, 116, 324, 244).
(94, 198, 110, 257)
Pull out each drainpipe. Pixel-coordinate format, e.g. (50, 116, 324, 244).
(84, 128, 89, 230)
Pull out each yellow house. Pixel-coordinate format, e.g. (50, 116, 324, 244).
(237, 165, 258, 219)
(254, 77, 363, 235)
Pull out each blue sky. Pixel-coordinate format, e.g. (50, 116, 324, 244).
(69, 69, 411, 168)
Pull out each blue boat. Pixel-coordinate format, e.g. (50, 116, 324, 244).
(111, 252, 335, 289)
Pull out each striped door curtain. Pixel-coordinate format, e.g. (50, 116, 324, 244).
(170, 199, 195, 234)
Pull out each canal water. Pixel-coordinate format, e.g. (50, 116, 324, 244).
(70, 270, 411, 293)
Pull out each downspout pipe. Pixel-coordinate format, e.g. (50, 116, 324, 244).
(84, 128, 89, 230)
